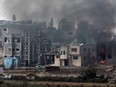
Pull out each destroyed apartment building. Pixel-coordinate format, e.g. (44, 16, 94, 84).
(0, 16, 51, 67)
(45, 41, 116, 67)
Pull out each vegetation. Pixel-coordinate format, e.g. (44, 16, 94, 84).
(80, 67, 97, 81)
(3, 67, 108, 83)
(80, 67, 108, 83)
(0, 80, 114, 87)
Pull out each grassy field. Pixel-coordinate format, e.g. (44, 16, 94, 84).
(0, 80, 115, 87)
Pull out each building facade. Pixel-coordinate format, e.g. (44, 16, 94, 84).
(97, 41, 116, 64)
(80, 44, 97, 66)
(60, 44, 83, 67)
(59, 44, 97, 67)
(0, 58, 3, 74)
(0, 20, 50, 66)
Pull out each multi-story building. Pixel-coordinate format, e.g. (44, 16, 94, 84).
(0, 20, 50, 66)
(59, 44, 96, 67)
(69, 45, 81, 67)
(97, 41, 116, 64)
(60, 45, 69, 66)
(60, 44, 82, 67)
(41, 53, 60, 66)
(80, 44, 97, 66)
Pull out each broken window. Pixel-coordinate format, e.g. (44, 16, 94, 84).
(8, 39, 11, 43)
(12, 49, 15, 52)
(3, 28, 7, 31)
(4, 37, 7, 42)
(63, 51, 65, 55)
(73, 56, 78, 59)
(8, 48, 11, 51)
(13, 37, 20, 43)
(26, 51, 28, 55)
(56, 55, 59, 58)
(71, 48, 77, 52)
(60, 51, 62, 55)
(16, 48, 20, 51)
(5, 37, 11, 43)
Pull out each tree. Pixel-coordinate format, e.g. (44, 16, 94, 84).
(81, 67, 97, 80)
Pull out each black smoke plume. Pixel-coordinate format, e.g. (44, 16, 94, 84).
(2, 0, 116, 42)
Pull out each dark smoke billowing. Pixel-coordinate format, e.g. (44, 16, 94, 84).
(2, 0, 116, 41)
(3, 0, 65, 24)
(3, 0, 116, 28)
(59, 0, 116, 42)
(62, 0, 116, 31)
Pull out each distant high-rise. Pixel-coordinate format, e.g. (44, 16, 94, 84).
(49, 18, 54, 28)
(12, 14, 16, 22)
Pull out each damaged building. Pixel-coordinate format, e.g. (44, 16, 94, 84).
(0, 18, 51, 67)
(97, 41, 116, 64)
(58, 44, 96, 67)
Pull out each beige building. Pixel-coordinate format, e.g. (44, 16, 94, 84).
(59, 44, 97, 67)
(60, 44, 82, 67)
(69, 45, 82, 67)
(60, 46, 69, 66)
(49, 54, 60, 66)
(42, 53, 60, 67)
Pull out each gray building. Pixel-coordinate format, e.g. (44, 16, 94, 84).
(0, 20, 50, 66)
(80, 44, 97, 66)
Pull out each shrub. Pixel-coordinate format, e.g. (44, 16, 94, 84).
(0, 80, 4, 84)
(81, 67, 97, 81)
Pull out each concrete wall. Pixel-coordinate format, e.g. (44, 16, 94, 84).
(0, 58, 3, 65)
(71, 55, 81, 66)
(80, 44, 97, 66)
(50, 55, 60, 66)
(60, 46, 68, 59)
(0, 23, 42, 66)
(3, 34, 13, 57)
(69, 45, 80, 55)
(59, 44, 97, 67)
(60, 45, 82, 67)
(107, 43, 116, 64)
(0, 67, 3, 74)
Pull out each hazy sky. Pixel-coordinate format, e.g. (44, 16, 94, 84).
(0, 0, 81, 21)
